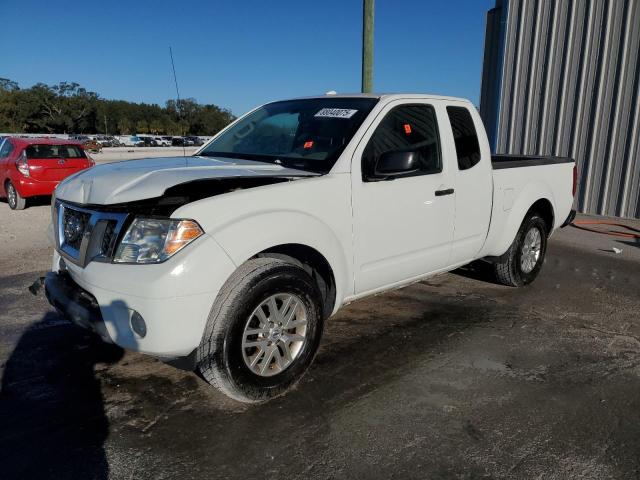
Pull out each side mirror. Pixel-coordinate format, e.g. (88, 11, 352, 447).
(374, 150, 419, 178)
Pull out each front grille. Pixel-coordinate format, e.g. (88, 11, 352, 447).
(55, 201, 128, 267)
(101, 220, 118, 256)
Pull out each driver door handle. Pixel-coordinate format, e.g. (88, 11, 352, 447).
(435, 188, 454, 196)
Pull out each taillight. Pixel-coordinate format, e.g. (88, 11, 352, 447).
(572, 164, 578, 197)
(16, 150, 30, 177)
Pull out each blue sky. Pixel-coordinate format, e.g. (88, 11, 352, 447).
(1, 0, 494, 115)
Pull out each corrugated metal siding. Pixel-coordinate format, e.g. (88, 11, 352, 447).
(480, 0, 640, 219)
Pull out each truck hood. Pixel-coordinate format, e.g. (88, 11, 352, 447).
(55, 156, 319, 205)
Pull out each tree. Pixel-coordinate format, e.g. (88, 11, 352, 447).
(135, 120, 148, 134)
(0, 78, 234, 135)
(117, 118, 132, 135)
(0, 78, 19, 92)
(149, 119, 164, 134)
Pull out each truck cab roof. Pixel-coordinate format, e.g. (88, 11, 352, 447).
(288, 92, 472, 104)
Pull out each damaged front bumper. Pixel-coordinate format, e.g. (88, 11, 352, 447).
(44, 270, 111, 342)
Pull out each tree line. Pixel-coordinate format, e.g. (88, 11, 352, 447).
(0, 78, 235, 136)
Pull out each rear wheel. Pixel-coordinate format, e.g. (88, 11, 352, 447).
(197, 257, 324, 403)
(6, 182, 26, 210)
(493, 213, 548, 287)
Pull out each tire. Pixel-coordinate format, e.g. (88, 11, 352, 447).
(493, 213, 548, 287)
(6, 182, 26, 210)
(197, 257, 324, 403)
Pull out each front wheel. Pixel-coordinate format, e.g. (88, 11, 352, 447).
(197, 257, 324, 403)
(493, 213, 548, 287)
(6, 182, 26, 210)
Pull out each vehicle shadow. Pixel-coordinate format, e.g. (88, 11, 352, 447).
(0, 311, 124, 480)
(451, 260, 504, 285)
(0, 195, 51, 208)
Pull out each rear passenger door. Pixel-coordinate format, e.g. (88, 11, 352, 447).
(444, 105, 493, 264)
(351, 101, 456, 294)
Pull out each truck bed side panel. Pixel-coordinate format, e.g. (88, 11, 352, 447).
(480, 162, 575, 258)
(491, 154, 574, 169)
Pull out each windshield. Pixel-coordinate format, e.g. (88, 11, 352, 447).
(198, 97, 378, 173)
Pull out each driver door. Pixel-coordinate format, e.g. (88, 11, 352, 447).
(351, 101, 455, 294)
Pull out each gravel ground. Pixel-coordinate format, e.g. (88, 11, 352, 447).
(91, 147, 199, 164)
(1, 193, 639, 479)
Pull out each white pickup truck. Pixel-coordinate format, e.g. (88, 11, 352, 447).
(45, 94, 576, 402)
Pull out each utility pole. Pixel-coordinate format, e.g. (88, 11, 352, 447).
(361, 0, 374, 93)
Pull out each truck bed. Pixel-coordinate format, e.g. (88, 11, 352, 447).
(491, 154, 574, 170)
(482, 156, 576, 258)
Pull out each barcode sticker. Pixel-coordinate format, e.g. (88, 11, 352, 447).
(314, 108, 358, 119)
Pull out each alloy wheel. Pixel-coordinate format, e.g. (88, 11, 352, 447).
(7, 184, 17, 209)
(241, 293, 308, 377)
(520, 227, 542, 273)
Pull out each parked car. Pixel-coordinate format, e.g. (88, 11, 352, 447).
(138, 136, 158, 147)
(185, 136, 204, 146)
(83, 139, 103, 153)
(45, 94, 576, 402)
(96, 135, 120, 147)
(153, 136, 171, 147)
(119, 135, 145, 147)
(0, 137, 94, 210)
(95, 135, 111, 147)
(171, 136, 194, 146)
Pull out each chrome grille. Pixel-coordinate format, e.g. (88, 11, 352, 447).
(101, 221, 118, 257)
(55, 201, 128, 267)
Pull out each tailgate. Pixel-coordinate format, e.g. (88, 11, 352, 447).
(26, 144, 92, 181)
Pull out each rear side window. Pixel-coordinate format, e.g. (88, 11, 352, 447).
(25, 144, 86, 159)
(446, 106, 481, 170)
(362, 104, 441, 180)
(0, 139, 14, 158)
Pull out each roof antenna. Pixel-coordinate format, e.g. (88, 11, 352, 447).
(169, 46, 187, 159)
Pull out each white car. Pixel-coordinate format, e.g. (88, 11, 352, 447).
(154, 136, 171, 147)
(46, 93, 576, 402)
(118, 135, 144, 147)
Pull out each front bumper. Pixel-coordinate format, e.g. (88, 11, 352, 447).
(44, 270, 111, 342)
(47, 233, 238, 357)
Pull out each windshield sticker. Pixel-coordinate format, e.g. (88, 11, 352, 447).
(314, 108, 358, 119)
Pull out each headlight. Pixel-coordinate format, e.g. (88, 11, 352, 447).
(113, 218, 203, 264)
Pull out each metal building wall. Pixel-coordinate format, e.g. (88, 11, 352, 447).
(480, 0, 640, 219)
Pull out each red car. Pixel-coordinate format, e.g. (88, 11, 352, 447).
(0, 137, 94, 210)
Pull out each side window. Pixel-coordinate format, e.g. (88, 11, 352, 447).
(446, 106, 481, 170)
(362, 104, 441, 181)
(0, 140, 14, 158)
